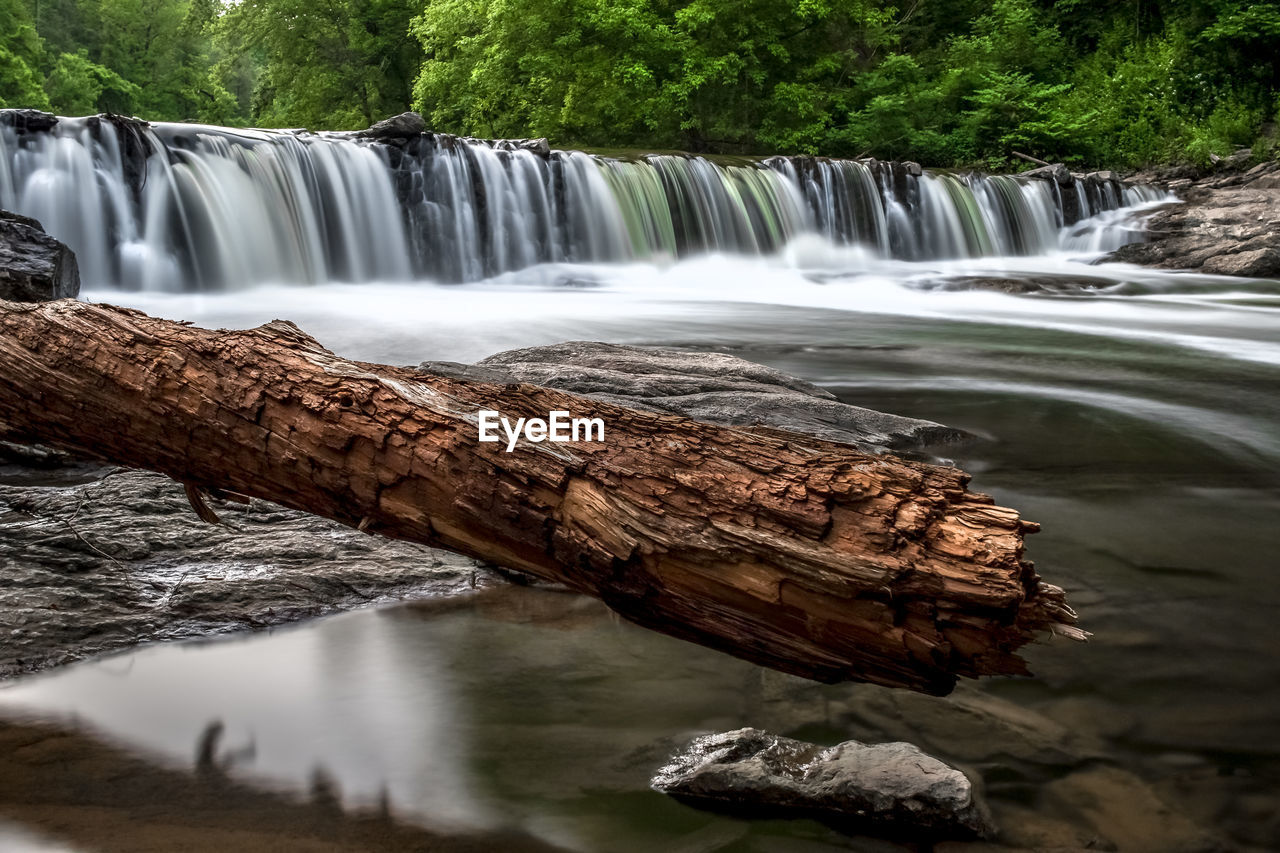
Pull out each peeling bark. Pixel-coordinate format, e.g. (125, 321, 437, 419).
(0, 299, 1081, 694)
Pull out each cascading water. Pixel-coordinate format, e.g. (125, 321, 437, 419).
(0, 113, 1165, 290)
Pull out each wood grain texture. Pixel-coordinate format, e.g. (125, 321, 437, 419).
(0, 298, 1082, 694)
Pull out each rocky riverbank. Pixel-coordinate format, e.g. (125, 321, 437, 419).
(1106, 154, 1280, 277)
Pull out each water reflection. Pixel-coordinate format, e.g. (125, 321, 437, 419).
(0, 712, 565, 852)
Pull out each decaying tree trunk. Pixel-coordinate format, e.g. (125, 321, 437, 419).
(0, 299, 1082, 694)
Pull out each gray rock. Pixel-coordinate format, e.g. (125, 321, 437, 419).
(467, 341, 966, 451)
(651, 727, 993, 840)
(493, 137, 552, 157)
(925, 274, 1114, 295)
(1088, 170, 1119, 183)
(0, 469, 493, 678)
(902, 161, 923, 177)
(0, 108, 59, 132)
(1022, 163, 1072, 185)
(1201, 246, 1280, 277)
(1224, 147, 1253, 168)
(1042, 766, 1227, 853)
(0, 210, 80, 302)
(358, 111, 426, 139)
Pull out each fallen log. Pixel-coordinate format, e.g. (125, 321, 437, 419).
(0, 299, 1081, 694)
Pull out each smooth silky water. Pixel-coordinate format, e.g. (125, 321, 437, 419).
(1, 120, 1277, 850)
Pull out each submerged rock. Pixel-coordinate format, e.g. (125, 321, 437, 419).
(0, 211, 79, 302)
(651, 728, 993, 840)
(451, 341, 967, 452)
(924, 274, 1116, 294)
(1042, 766, 1228, 853)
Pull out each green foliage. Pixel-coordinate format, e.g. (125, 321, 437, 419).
(224, 0, 423, 128)
(1, 0, 49, 108)
(0, 0, 1277, 167)
(44, 51, 140, 115)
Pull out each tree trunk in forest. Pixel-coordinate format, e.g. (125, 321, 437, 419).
(0, 299, 1082, 695)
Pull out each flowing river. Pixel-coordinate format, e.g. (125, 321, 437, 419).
(0, 116, 1278, 851)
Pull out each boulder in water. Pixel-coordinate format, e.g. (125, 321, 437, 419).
(0, 211, 80, 302)
(0, 108, 59, 132)
(651, 727, 994, 840)
(358, 111, 427, 139)
(492, 136, 552, 157)
(1022, 162, 1072, 185)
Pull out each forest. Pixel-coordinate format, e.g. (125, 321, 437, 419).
(1, 0, 1277, 169)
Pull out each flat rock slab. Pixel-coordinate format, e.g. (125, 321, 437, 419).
(425, 341, 967, 451)
(651, 727, 993, 840)
(0, 469, 492, 678)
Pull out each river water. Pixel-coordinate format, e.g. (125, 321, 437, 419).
(1, 234, 1278, 851)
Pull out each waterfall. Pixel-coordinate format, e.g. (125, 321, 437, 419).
(0, 114, 1162, 290)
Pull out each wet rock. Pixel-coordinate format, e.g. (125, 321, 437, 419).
(465, 341, 967, 451)
(0, 210, 80, 302)
(1022, 163, 1072, 185)
(651, 727, 993, 840)
(1088, 170, 1119, 183)
(358, 111, 426, 139)
(493, 137, 552, 157)
(924, 274, 1114, 294)
(0, 470, 492, 678)
(0, 109, 59, 132)
(836, 683, 1109, 770)
(1106, 185, 1280, 277)
(902, 161, 923, 177)
(87, 115, 153, 194)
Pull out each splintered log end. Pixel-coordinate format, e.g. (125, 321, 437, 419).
(0, 299, 1084, 695)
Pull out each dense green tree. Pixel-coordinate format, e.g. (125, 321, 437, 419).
(0, 0, 1277, 167)
(44, 51, 140, 114)
(222, 0, 422, 128)
(1, 0, 49, 108)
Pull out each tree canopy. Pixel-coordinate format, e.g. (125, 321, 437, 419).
(3, 0, 1278, 168)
